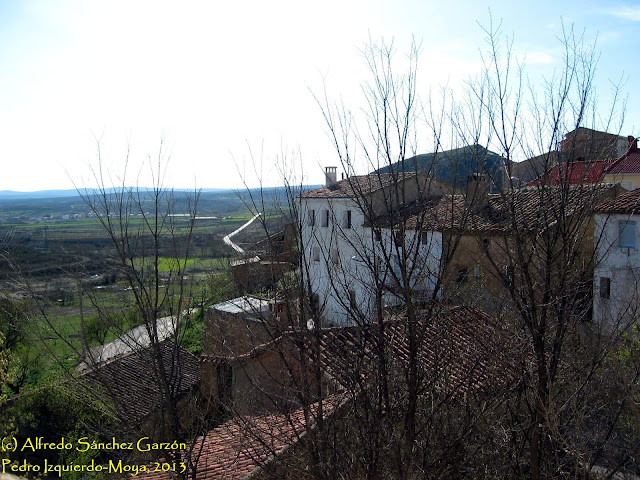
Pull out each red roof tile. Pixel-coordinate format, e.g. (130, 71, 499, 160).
(402, 185, 615, 233)
(596, 188, 640, 214)
(314, 305, 521, 395)
(132, 396, 344, 480)
(604, 152, 640, 175)
(83, 340, 199, 425)
(527, 160, 610, 186)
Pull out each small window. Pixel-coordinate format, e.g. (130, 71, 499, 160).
(374, 229, 382, 242)
(421, 231, 429, 245)
(321, 210, 329, 228)
(330, 248, 339, 265)
(473, 265, 482, 279)
(456, 268, 468, 284)
(394, 231, 404, 248)
(481, 238, 490, 252)
(309, 293, 320, 312)
(343, 210, 352, 229)
(618, 221, 636, 248)
(599, 277, 611, 299)
(503, 265, 514, 287)
(312, 246, 320, 262)
(349, 289, 357, 308)
(308, 209, 316, 227)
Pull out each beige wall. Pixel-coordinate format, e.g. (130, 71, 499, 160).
(204, 311, 278, 358)
(604, 173, 640, 191)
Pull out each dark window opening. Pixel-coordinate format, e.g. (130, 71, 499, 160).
(394, 231, 404, 248)
(456, 268, 468, 284)
(344, 210, 352, 229)
(599, 276, 611, 299)
(217, 360, 233, 408)
(349, 289, 357, 308)
(321, 210, 329, 228)
(503, 265, 514, 287)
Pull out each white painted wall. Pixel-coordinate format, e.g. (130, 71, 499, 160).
(301, 196, 442, 326)
(593, 213, 640, 330)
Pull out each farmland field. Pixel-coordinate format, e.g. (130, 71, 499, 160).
(0, 187, 294, 391)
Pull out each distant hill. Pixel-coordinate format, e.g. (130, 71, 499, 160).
(372, 144, 508, 190)
(0, 185, 318, 218)
(0, 189, 81, 200)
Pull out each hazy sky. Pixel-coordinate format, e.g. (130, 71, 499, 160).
(1, 0, 638, 191)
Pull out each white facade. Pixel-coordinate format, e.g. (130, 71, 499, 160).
(300, 195, 443, 326)
(593, 213, 640, 330)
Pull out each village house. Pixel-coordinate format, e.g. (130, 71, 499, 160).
(82, 340, 200, 439)
(512, 127, 630, 185)
(299, 167, 449, 325)
(528, 135, 639, 188)
(301, 163, 623, 322)
(137, 303, 523, 479)
(593, 188, 640, 330)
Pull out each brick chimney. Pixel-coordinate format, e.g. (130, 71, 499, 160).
(628, 136, 638, 153)
(466, 173, 489, 211)
(325, 166, 337, 188)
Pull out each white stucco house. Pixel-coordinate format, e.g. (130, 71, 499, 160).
(593, 188, 640, 331)
(299, 167, 445, 325)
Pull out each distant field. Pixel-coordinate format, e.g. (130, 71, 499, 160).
(131, 256, 229, 273)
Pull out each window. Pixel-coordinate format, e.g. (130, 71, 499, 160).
(349, 289, 357, 308)
(503, 265, 514, 287)
(308, 209, 316, 227)
(618, 221, 637, 248)
(312, 246, 320, 262)
(481, 238, 490, 252)
(374, 229, 382, 242)
(217, 360, 233, 407)
(456, 268, 468, 284)
(343, 210, 352, 229)
(309, 293, 320, 312)
(321, 210, 329, 228)
(599, 277, 611, 299)
(421, 231, 429, 245)
(394, 231, 404, 248)
(330, 248, 339, 265)
(473, 264, 482, 279)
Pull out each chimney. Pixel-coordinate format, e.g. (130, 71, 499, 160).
(466, 173, 489, 212)
(325, 166, 337, 188)
(628, 136, 638, 153)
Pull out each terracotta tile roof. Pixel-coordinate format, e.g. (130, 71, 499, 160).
(528, 138, 640, 185)
(527, 160, 610, 186)
(596, 188, 640, 214)
(604, 152, 640, 175)
(133, 395, 344, 480)
(83, 340, 199, 424)
(299, 172, 419, 199)
(313, 305, 521, 395)
(402, 185, 615, 233)
(203, 305, 520, 396)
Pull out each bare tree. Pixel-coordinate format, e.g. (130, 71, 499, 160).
(1, 141, 210, 479)
(121, 21, 639, 480)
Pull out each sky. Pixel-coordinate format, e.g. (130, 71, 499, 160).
(0, 0, 638, 191)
